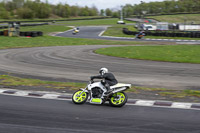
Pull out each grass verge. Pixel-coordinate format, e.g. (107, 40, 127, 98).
(103, 25, 137, 37)
(146, 14, 200, 23)
(95, 45, 200, 64)
(0, 75, 200, 101)
(0, 75, 85, 90)
(56, 18, 119, 26)
(0, 24, 148, 49)
(0, 35, 146, 49)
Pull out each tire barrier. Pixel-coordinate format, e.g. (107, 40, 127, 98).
(122, 28, 200, 38)
(1, 31, 43, 37)
(0, 31, 4, 36)
(19, 31, 43, 37)
(0, 26, 8, 29)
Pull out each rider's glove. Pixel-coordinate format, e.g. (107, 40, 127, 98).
(90, 76, 94, 80)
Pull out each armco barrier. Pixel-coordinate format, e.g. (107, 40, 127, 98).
(122, 28, 200, 38)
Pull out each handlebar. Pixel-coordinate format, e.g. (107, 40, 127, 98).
(89, 80, 94, 84)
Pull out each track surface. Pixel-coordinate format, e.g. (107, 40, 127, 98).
(0, 45, 200, 89)
(56, 26, 200, 43)
(1, 26, 200, 133)
(0, 95, 200, 133)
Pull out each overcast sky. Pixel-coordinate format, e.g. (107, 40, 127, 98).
(46, 0, 165, 10)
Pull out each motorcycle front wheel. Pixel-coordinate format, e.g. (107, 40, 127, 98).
(109, 92, 128, 107)
(72, 90, 88, 104)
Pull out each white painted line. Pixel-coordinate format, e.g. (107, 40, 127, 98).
(0, 89, 8, 93)
(135, 100, 155, 106)
(42, 94, 61, 99)
(98, 30, 106, 36)
(171, 102, 192, 109)
(15, 91, 29, 96)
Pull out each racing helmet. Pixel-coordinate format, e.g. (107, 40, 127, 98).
(99, 68, 108, 75)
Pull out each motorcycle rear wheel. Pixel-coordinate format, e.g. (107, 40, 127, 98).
(109, 92, 128, 107)
(72, 90, 88, 104)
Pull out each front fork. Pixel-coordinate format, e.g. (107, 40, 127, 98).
(79, 87, 88, 96)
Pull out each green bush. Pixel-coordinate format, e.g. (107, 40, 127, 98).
(17, 7, 35, 19)
(0, 7, 10, 19)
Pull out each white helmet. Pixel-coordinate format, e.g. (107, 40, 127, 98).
(99, 67, 108, 75)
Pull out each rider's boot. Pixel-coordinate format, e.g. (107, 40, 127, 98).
(104, 85, 113, 95)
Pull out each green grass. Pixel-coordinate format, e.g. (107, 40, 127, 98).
(0, 16, 109, 22)
(95, 45, 200, 64)
(147, 14, 200, 23)
(20, 25, 71, 35)
(184, 90, 200, 97)
(0, 35, 145, 49)
(160, 90, 200, 98)
(0, 75, 85, 90)
(56, 18, 135, 26)
(0, 24, 146, 49)
(145, 36, 200, 40)
(56, 18, 119, 26)
(2, 74, 200, 100)
(103, 25, 137, 37)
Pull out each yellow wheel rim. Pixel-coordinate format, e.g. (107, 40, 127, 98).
(111, 92, 125, 105)
(73, 91, 87, 103)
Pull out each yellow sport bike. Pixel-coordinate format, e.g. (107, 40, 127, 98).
(72, 80, 131, 107)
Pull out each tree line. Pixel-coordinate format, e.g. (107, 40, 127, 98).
(0, 0, 100, 19)
(122, 0, 200, 17)
(0, 0, 199, 19)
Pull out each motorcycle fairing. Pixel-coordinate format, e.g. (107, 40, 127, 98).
(110, 83, 131, 89)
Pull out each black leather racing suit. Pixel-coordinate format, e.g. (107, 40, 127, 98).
(90, 73, 118, 91)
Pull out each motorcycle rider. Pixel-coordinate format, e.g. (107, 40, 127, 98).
(90, 68, 118, 95)
(73, 27, 79, 34)
(135, 30, 145, 39)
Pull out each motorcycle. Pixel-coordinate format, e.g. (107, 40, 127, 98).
(135, 34, 144, 39)
(72, 80, 131, 107)
(135, 31, 145, 39)
(72, 28, 79, 35)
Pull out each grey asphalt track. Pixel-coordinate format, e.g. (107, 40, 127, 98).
(0, 26, 200, 133)
(56, 26, 200, 43)
(0, 94, 200, 133)
(0, 45, 200, 90)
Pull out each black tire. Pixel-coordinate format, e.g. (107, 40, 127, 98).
(37, 31, 43, 36)
(31, 32, 38, 37)
(72, 90, 88, 104)
(19, 32, 25, 36)
(0, 31, 4, 36)
(109, 92, 128, 107)
(25, 31, 32, 36)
